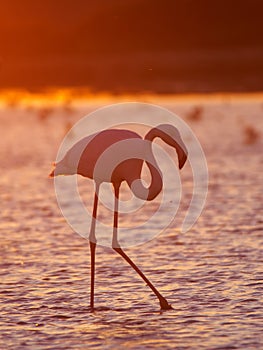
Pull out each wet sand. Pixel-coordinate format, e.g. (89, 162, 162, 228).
(0, 96, 262, 349)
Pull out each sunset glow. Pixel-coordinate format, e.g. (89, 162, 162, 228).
(1, 1, 262, 349)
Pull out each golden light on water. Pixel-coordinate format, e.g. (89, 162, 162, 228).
(0, 91, 262, 349)
(0, 89, 263, 109)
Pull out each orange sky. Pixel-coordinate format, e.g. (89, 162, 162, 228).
(1, 1, 263, 93)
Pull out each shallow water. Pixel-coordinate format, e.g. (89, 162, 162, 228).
(0, 98, 262, 349)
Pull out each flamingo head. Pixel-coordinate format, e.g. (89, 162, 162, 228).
(154, 124, 188, 169)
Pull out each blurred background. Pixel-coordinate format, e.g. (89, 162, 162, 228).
(1, 0, 263, 94)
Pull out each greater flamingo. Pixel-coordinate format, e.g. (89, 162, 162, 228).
(49, 124, 187, 310)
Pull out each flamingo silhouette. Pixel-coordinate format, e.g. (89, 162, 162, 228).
(49, 124, 187, 310)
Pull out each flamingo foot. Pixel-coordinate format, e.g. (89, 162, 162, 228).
(88, 305, 95, 313)
(159, 297, 173, 310)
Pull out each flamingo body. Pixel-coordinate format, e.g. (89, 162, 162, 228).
(50, 124, 187, 310)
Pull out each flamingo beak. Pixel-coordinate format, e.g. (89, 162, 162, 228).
(176, 144, 188, 169)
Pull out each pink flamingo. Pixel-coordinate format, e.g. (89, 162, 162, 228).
(49, 124, 187, 310)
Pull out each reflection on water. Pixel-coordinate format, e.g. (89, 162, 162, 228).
(0, 96, 262, 349)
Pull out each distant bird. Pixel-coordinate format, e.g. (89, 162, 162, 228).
(243, 124, 260, 145)
(187, 106, 203, 122)
(38, 106, 53, 122)
(50, 124, 187, 310)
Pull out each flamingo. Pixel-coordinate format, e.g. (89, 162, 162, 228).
(49, 124, 187, 310)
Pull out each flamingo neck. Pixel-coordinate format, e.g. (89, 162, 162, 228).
(144, 128, 158, 142)
(144, 160, 163, 200)
(127, 133, 163, 201)
(145, 129, 163, 200)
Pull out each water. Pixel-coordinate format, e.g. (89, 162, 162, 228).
(0, 97, 262, 349)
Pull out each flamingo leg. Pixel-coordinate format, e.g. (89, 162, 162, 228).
(112, 185, 172, 310)
(89, 183, 99, 310)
